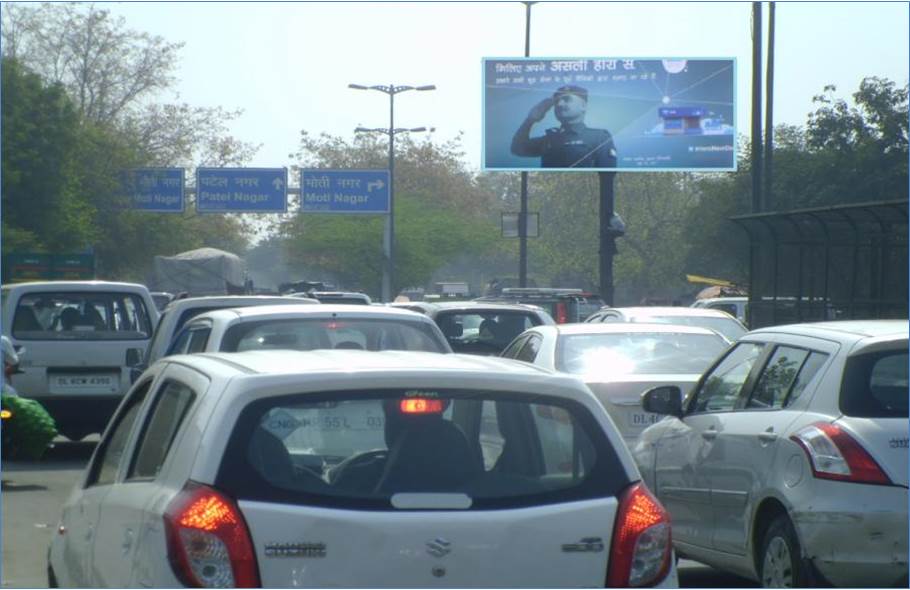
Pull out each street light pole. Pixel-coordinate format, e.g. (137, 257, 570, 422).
(519, 1, 535, 288)
(349, 83, 435, 302)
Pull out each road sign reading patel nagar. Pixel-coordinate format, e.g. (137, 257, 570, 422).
(196, 168, 288, 213)
(301, 170, 390, 213)
(127, 168, 185, 212)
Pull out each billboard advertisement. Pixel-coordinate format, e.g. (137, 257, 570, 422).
(483, 58, 736, 172)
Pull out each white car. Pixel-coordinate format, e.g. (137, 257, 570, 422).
(1, 281, 159, 440)
(500, 324, 730, 444)
(164, 304, 452, 356)
(48, 350, 678, 588)
(690, 296, 748, 325)
(134, 295, 317, 379)
(634, 320, 908, 587)
(586, 306, 748, 342)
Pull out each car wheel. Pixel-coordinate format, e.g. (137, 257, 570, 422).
(759, 515, 809, 588)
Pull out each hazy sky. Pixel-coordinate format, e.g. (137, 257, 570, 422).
(101, 1, 909, 173)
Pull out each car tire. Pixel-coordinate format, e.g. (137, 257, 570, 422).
(759, 515, 809, 588)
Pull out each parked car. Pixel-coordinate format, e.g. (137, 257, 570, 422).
(634, 320, 909, 587)
(48, 350, 678, 588)
(476, 288, 605, 324)
(586, 306, 748, 342)
(690, 296, 748, 325)
(134, 295, 316, 381)
(1, 281, 159, 440)
(164, 304, 452, 356)
(411, 301, 555, 356)
(291, 291, 372, 305)
(501, 323, 730, 444)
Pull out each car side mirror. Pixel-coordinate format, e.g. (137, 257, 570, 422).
(642, 385, 684, 419)
(125, 348, 143, 367)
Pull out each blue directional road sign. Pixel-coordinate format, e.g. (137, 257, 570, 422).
(125, 168, 185, 212)
(300, 169, 390, 214)
(196, 168, 288, 213)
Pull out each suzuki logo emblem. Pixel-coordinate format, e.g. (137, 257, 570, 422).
(426, 537, 451, 558)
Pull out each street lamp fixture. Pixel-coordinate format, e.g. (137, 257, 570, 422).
(349, 82, 435, 302)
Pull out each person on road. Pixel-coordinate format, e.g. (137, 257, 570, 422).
(510, 85, 617, 168)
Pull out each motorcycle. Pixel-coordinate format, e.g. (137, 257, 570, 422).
(1, 338, 57, 461)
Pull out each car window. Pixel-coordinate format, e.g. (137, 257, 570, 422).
(501, 335, 528, 359)
(11, 291, 152, 341)
(436, 312, 541, 354)
(186, 327, 211, 353)
(221, 318, 447, 353)
(639, 315, 746, 341)
(691, 342, 765, 413)
(86, 380, 153, 487)
(786, 351, 829, 404)
(841, 349, 909, 418)
(747, 346, 810, 409)
(515, 335, 542, 363)
(216, 388, 628, 510)
(557, 332, 728, 375)
(128, 380, 197, 480)
(165, 328, 193, 357)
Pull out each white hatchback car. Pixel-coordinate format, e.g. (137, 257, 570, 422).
(48, 350, 678, 588)
(634, 320, 908, 587)
(163, 304, 452, 356)
(500, 323, 730, 445)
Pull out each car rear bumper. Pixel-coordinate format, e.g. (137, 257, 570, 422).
(792, 483, 908, 587)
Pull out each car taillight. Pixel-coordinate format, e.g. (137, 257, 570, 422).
(555, 302, 569, 324)
(163, 482, 260, 588)
(606, 482, 672, 587)
(790, 422, 892, 485)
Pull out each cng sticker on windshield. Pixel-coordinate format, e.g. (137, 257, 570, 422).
(264, 409, 303, 440)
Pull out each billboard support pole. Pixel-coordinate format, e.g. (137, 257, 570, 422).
(751, 1, 763, 213)
(598, 172, 617, 306)
(518, 1, 534, 288)
(764, 2, 775, 212)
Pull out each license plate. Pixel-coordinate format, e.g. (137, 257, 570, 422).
(629, 412, 661, 427)
(50, 374, 119, 393)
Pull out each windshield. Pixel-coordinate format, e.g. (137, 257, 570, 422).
(556, 332, 728, 376)
(9, 291, 153, 341)
(217, 388, 626, 509)
(634, 315, 746, 341)
(841, 349, 908, 418)
(220, 318, 448, 353)
(436, 311, 540, 355)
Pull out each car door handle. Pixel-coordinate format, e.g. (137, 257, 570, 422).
(758, 430, 778, 443)
(701, 429, 717, 441)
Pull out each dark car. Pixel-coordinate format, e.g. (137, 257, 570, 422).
(392, 301, 555, 356)
(476, 288, 605, 324)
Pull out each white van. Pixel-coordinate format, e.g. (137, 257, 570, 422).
(1, 281, 159, 441)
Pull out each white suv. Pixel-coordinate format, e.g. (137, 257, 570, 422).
(634, 320, 908, 587)
(49, 350, 678, 588)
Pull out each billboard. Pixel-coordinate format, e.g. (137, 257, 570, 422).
(483, 58, 736, 172)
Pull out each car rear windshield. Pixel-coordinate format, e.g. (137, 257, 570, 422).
(216, 389, 628, 510)
(840, 348, 908, 418)
(10, 292, 153, 340)
(557, 332, 729, 375)
(219, 318, 448, 353)
(636, 315, 746, 341)
(435, 311, 541, 354)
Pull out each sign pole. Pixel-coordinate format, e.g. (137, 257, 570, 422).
(598, 172, 617, 306)
(518, 1, 534, 288)
(383, 91, 395, 303)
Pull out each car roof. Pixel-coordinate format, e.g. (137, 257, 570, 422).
(162, 295, 313, 313)
(603, 306, 739, 318)
(190, 303, 433, 322)
(173, 349, 556, 378)
(547, 323, 724, 336)
(2, 280, 149, 292)
(430, 301, 545, 313)
(694, 297, 748, 304)
(749, 320, 909, 340)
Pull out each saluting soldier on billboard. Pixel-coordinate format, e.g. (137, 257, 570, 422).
(510, 85, 618, 168)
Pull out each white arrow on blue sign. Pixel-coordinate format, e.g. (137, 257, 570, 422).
(300, 169, 390, 214)
(196, 168, 288, 213)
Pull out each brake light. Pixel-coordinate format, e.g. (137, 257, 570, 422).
(555, 302, 569, 324)
(606, 482, 672, 587)
(400, 398, 445, 414)
(163, 482, 260, 588)
(1, 409, 11, 420)
(790, 422, 892, 485)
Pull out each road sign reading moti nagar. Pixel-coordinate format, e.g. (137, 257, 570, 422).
(126, 168, 185, 212)
(301, 170, 390, 213)
(196, 168, 288, 213)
